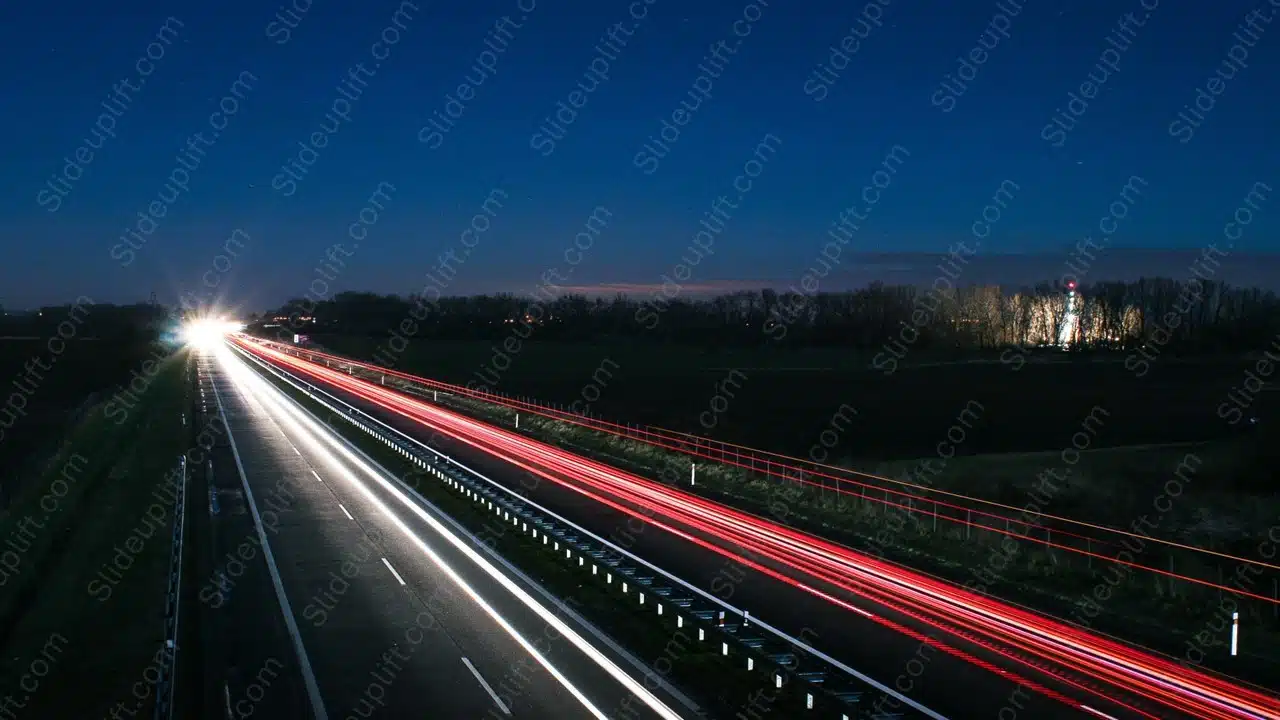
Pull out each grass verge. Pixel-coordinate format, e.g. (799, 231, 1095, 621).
(0, 353, 193, 717)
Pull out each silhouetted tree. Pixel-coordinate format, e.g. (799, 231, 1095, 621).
(253, 278, 1280, 354)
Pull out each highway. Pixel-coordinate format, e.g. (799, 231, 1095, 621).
(228, 340, 1280, 614)
(229, 334, 1280, 720)
(186, 341, 694, 719)
(225, 338, 1094, 718)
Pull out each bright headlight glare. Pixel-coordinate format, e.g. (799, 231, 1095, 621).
(182, 318, 241, 347)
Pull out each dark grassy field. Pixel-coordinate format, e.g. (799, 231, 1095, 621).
(316, 335, 1267, 461)
(0, 339, 170, 505)
(0, 355, 192, 718)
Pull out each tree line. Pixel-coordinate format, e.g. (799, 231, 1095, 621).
(0, 302, 169, 344)
(257, 278, 1280, 353)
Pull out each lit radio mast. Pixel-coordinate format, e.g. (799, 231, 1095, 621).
(1058, 280, 1079, 347)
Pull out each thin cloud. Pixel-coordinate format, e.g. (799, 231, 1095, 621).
(552, 280, 771, 296)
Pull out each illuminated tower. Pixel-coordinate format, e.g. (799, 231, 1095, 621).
(1058, 280, 1079, 347)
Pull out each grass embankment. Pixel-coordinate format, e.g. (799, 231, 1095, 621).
(0, 352, 193, 718)
(0, 339, 172, 506)
(259, 366, 868, 719)
(389, 380, 1280, 687)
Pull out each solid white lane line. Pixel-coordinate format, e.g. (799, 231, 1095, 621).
(461, 657, 511, 715)
(382, 557, 406, 586)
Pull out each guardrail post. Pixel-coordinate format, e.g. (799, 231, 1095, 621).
(154, 454, 187, 720)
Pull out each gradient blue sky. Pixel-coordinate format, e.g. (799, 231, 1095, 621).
(2, 0, 1277, 310)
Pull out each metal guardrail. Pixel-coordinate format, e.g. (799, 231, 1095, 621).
(234, 344, 940, 720)
(152, 450, 187, 720)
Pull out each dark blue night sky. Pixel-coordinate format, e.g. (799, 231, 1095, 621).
(2, 0, 1277, 310)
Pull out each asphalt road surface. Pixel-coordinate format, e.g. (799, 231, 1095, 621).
(184, 346, 692, 720)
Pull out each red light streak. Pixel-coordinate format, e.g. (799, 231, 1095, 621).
(247, 338, 1280, 592)
(236, 337, 1280, 720)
